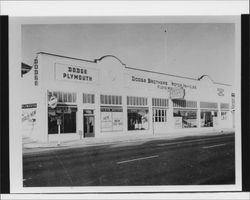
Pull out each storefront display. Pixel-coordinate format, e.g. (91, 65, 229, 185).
(101, 107, 123, 132)
(221, 111, 228, 120)
(174, 117, 183, 129)
(128, 108, 149, 130)
(173, 109, 197, 128)
(22, 104, 37, 132)
(200, 110, 218, 127)
(48, 106, 77, 134)
(220, 103, 230, 121)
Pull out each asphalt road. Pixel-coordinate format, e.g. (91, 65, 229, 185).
(23, 133, 235, 186)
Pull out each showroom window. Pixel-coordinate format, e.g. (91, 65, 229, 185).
(173, 109, 197, 128)
(200, 110, 218, 127)
(221, 111, 228, 120)
(173, 100, 197, 128)
(220, 103, 230, 121)
(200, 101, 218, 127)
(48, 91, 77, 134)
(100, 106, 123, 132)
(48, 106, 77, 134)
(128, 108, 149, 130)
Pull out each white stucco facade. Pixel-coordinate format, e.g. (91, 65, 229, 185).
(21, 52, 234, 142)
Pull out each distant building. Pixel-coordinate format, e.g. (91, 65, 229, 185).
(21, 52, 235, 142)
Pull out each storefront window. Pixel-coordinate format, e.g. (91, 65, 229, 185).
(22, 104, 37, 131)
(221, 111, 228, 120)
(48, 106, 77, 134)
(128, 108, 149, 130)
(101, 95, 122, 105)
(153, 108, 167, 122)
(48, 91, 76, 103)
(100, 107, 123, 132)
(200, 110, 218, 127)
(173, 109, 197, 128)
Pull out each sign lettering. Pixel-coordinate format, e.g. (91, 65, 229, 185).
(128, 75, 197, 91)
(170, 87, 185, 99)
(217, 88, 225, 96)
(55, 63, 99, 84)
(34, 58, 38, 86)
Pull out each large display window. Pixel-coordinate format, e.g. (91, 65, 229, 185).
(221, 111, 229, 120)
(173, 109, 197, 128)
(100, 107, 123, 132)
(128, 108, 149, 130)
(48, 106, 77, 134)
(220, 103, 230, 121)
(22, 103, 37, 134)
(200, 110, 218, 127)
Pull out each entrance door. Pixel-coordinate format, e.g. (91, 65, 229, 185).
(84, 116, 95, 137)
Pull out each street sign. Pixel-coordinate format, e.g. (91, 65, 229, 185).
(49, 96, 58, 109)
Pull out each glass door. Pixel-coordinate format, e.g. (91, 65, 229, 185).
(83, 110, 95, 137)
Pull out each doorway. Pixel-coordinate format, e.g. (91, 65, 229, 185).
(83, 110, 95, 137)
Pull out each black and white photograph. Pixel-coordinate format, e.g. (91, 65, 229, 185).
(1, 0, 249, 199)
(13, 17, 241, 193)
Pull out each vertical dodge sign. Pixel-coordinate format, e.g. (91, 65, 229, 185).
(34, 58, 38, 86)
(55, 63, 99, 84)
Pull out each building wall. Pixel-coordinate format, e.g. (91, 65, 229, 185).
(21, 53, 234, 142)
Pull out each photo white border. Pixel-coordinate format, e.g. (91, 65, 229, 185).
(0, 1, 249, 16)
(1, 0, 247, 198)
(8, 16, 242, 194)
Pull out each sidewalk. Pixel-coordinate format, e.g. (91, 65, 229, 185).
(23, 128, 235, 154)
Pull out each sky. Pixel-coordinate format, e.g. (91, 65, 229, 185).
(22, 23, 235, 85)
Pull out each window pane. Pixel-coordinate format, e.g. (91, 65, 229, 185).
(174, 109, 197, 128)
(105, 95, 108, 104)
(200, 110, 217, 127)
(73, 93, 77, 103)
(128, 108, 149, 130)
(63, 93, 67, 102)
(132, 97, 135, 105)
(48, 107, 76, 134)
(58, 92, 63, 102)
(68, 93, 72, 102)
(119, 96, 122, 104)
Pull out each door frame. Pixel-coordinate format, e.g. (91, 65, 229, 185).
(83, 109, 95, 138)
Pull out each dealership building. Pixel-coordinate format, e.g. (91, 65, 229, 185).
(21, 52, 235, 142)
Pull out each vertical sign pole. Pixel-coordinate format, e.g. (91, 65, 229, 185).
(57, 120, 61, 146)
(152, 108, 155, 136)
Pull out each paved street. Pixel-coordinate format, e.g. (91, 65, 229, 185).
(23, 133, 235, 186)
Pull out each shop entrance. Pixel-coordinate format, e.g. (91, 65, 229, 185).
(83, 110, 95, 137)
